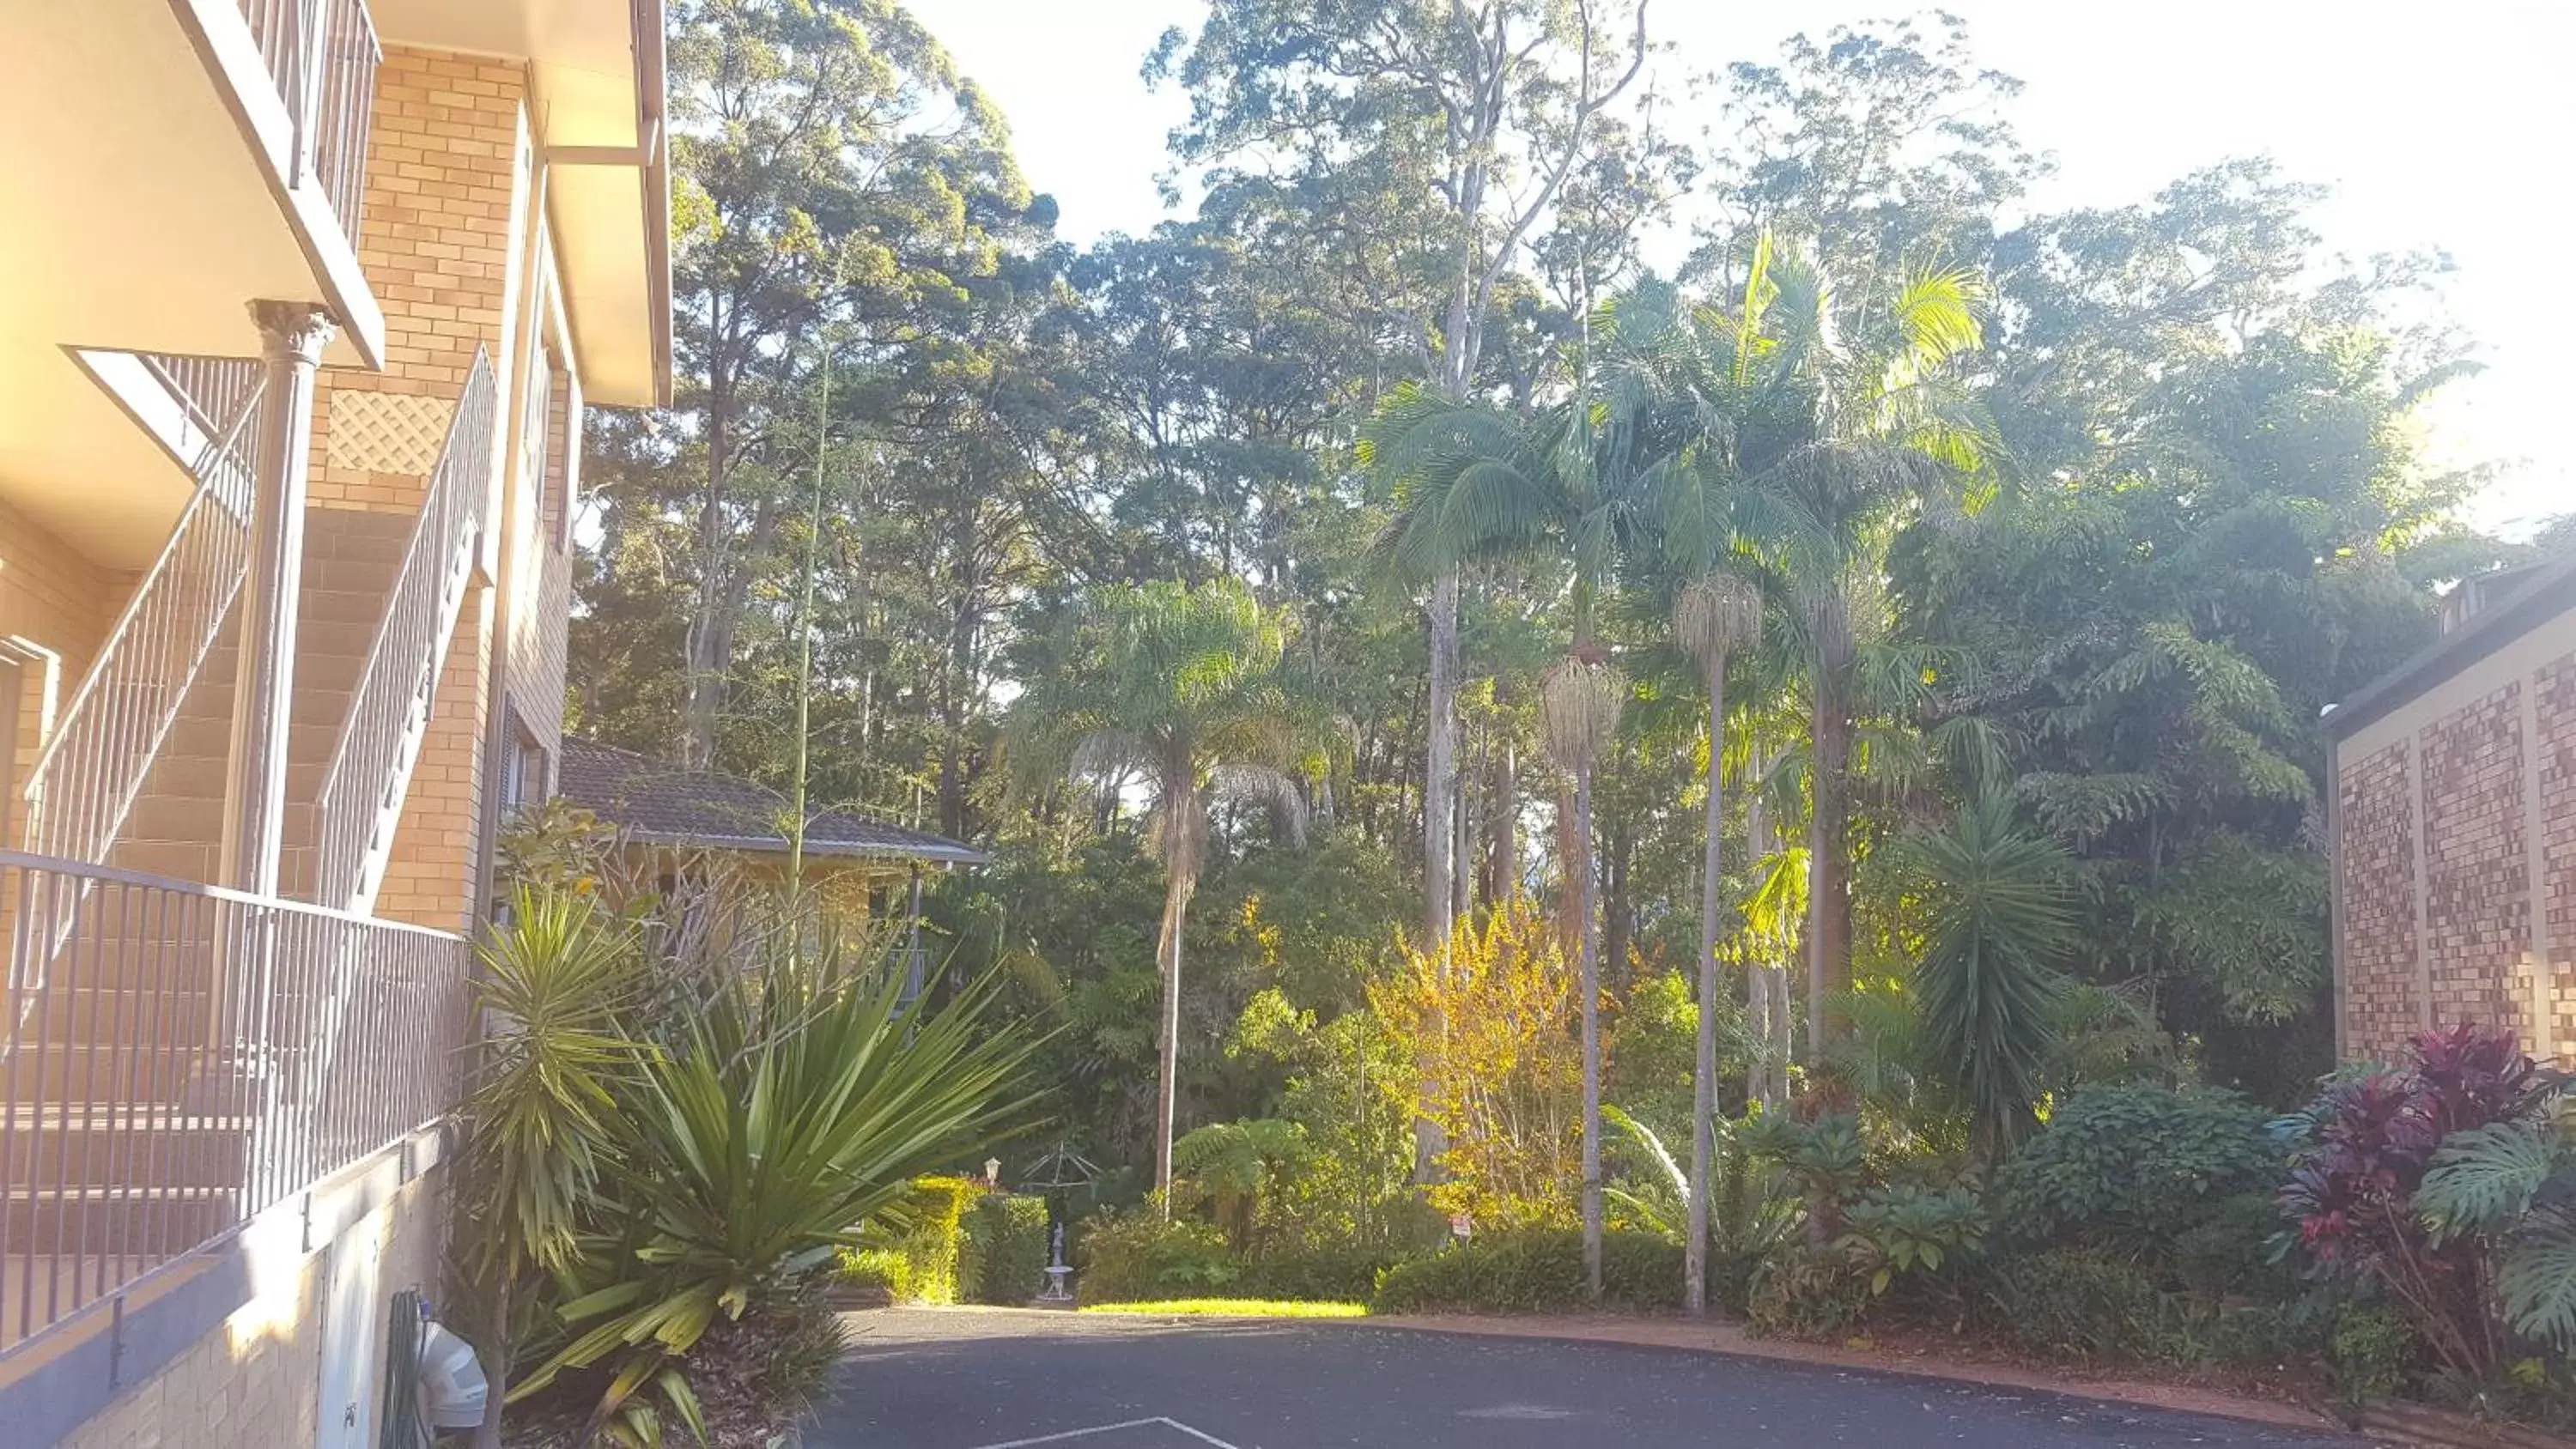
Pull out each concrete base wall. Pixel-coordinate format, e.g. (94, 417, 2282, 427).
(49, 1159, 447, 1449)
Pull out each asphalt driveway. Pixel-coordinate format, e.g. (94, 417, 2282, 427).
(809, 1309, 2366, 1448)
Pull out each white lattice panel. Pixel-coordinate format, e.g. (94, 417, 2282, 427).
(327, 391, 454, 475)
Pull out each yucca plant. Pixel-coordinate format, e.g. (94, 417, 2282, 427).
(511, 943, 1039, 1446)
(1904, 789, 2072, 1156)
(455, 889, 647, 1449)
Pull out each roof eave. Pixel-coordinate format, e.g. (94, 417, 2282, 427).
(2324, 552, 2576, 743)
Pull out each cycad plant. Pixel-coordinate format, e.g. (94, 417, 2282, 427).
(1007, 577, 1325, 1202)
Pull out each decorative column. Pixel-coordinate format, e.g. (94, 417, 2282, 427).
(222, 301, 336, 896)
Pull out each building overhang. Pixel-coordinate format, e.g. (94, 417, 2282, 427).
(2324, 552, 2576, 747)
(371, 0, 673, 408)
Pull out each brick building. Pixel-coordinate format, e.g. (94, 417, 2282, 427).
(2327, 553, 2576, 1066)
(0, 1, 669, 1444)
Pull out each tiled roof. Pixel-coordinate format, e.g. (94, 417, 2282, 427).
(556, 737, 986, 865)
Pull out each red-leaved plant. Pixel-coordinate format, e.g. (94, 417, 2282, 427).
(2279, 1023, 2541, 1380)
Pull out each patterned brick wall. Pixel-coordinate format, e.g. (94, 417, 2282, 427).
(2338, 741, 2420, 1059)
(2540, 654, 2576, 1058)
(2420, 682, 2528, 1036)
(0, 498, 116, 797)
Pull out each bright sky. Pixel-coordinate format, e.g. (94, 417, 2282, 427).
(920, 0, 2571, 538)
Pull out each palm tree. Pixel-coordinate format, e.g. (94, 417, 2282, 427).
(1694, 237, 1993, 1057)
(1673, 573, 1761, 1313)
(1006, 578, 1324, 1203)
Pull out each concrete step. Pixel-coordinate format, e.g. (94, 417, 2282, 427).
(1, 1190, 235, 1258)
(0, 1115, 249, 1191)
(27, 986, 220, 1047)
(4, 1044, 206, 1106)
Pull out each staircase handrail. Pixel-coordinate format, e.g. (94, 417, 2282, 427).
(22, 365, 267, 865)
(309, 349, 496, 910)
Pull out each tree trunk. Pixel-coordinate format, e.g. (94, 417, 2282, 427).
(1687, 664, 1725, 1316)
(1746, 756, 1778, 1107)
(1424, 569, 1461, 943)
(1154, 852, 1192, 1210)
(1575, 758, 1603, 1303)
(1452, 767, 1473, 927)
(1414, 567, 1461, 1179)
(1488, 734, 1517, 901)
(1807, 695, 1854, 1061)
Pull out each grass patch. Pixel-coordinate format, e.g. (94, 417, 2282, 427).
(1078, 1298, 1368, 1319)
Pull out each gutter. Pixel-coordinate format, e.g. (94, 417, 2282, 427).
(540, 0, 673, 408)
(2322, 550, 2576, 742)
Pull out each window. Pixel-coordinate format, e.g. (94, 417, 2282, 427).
(499, 712, 549, 817)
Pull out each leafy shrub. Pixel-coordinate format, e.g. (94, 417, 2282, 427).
(1369, 1229, 1682, 1314)
(1234, 1243, 1412, 1302)
(1996, 1087, 2280, 1248)
(962, 1193, 1052, 1305)
(837, 1247, 913, 1305)
(848, 1176, 981, 1305)
(2327, 1303, 2416, 1410)
(2170, 1191, 2293, 1301)
(1078, 1210, 1236, 1303)
(1843, 1183, 1987, 1294)
(1991, 1249, 2177, 1361)
(2280, 1023, 2546, 1380)
(1745, 1246, 1875, 1341)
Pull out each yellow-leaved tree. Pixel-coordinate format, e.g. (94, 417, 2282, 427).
(1369, 896, 1581, 1230)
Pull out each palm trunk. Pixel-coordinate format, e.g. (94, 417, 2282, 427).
(1686, 663, 1725, 1315)
(1575, 757, 1603, 1302)
(1806, 695, 1853, 1060)
(1154, 849, 1194, 1210)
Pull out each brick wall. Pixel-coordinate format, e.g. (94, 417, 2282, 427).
(0, 498, 118, 810)
(2338, 741, 2418, 1058)
(311, 43, 568, 929)
(2420, 682, 2528, 1036)
(54, 1168, 446, 1449)
(2541, 655, 2576, 1059)
(2337, 629, 2576, 1066)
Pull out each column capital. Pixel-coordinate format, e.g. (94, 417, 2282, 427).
(248, 300, 339, 366)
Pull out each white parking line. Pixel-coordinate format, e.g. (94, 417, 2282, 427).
(966, 1416, 1248, 1449)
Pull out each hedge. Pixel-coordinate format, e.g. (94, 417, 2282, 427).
(962, 1192, 1052, 1304)
(842, 1175, 981, 1305)
(1370, 1229, 1685, 1314)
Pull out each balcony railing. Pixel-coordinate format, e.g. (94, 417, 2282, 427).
(236, 0, 381, 249)
(22, 360, 265, 869)
(312, 349, 497, 911)
(0, 850, 467, 1354)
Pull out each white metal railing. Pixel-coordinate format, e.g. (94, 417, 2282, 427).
(22, 363, 267, 868)
(236, 0, 381, 247)
(0, 849, 467, 1354)
(311, 351, 496, 910)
